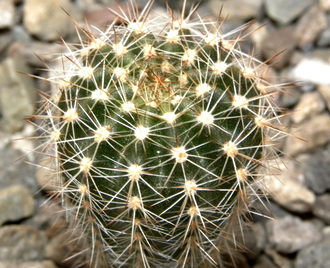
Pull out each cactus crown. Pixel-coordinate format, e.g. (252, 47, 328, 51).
(35, 1, 283, 267)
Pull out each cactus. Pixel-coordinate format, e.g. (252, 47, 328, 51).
(33, 1, 283, 267)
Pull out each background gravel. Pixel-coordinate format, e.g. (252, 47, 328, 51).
(1, 0, 330, 267)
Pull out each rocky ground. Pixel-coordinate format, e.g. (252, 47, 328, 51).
(1, 0, 330, 267)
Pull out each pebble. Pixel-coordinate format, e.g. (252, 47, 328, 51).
(318, 84, 330, 110)
(312, 47, 330, 62)
(317, 15, 330, 46)
(45, 233, 81, 268)
(262, 159, 315, 213)
(8, 41, 67, 67)
(208, 0, 263, 22)
(266, 215, 322, 254)
(291, 91, 325, 124)
(298, 147, 330, 194)
(0, 57, 36, 133)
(295, 235, 330, 268)
(0, 0, 15, 29)
(284, 113, 330, 156)
(0, 31, 13, 58)
(264, 0, 314, 25)
(260, 26, 297, 69)
(264, 248, 292, 268)
(0, 1, 330, 268)
(0, 185, 35, 226)
(277, 86, 302, 108)
(254, 256, 277, 268)
(295, 6, 327, 49)
(320, 0, 330, 11)
(0, 225, 48, 262)
(0, 260, 58, 268)
(23, 0, 78, 41)
(312, 193, 330, 224)
(0, 147, 38, 192)
(290, 58, 330, 86)
(84, 6, 121, 32)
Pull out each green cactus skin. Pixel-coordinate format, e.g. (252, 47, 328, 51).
(34, 1, 283, 267)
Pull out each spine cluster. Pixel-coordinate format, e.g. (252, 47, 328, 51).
(34, 1, 283, 267)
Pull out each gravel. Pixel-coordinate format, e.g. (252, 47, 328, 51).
(1, 0, 330, 267)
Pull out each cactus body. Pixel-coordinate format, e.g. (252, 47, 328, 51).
(35, 1, 282, 267)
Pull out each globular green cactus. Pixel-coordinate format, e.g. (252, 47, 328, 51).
(34, 1, 283, 267)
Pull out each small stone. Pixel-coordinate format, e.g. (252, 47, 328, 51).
(46, 233, 80, 268)
(313, 194, 330, 224)
(320, 0, 330, 11)
(0, 147, 37, 192)
(264, 248, 293, 268)
(23, 0, 77, 41)
(251, 223, 267, 255)
(318, 28, 330, 47)
(285, 113, 330, 156)
(296, 6, 327, 48)
(11, 25, 32, 43)
(263, 159, 315, 213)
(0, 0, 15, 29)
(84, 6, 121, 32)
(277, 86, 302, 108)
(291, 92, 325, 124)
(312, 48, 330, 62)
(295, 235, 330, 268)
(0, 57, 36, 133)
(0, 225, 47, 262)
(0, 260, 58, 268)
(317, 16, 330, 46)
(260, 26, 297, 69)
(254, 256, 277, 268)
(0, 31, 13, 55)
(298, 148, 330, 194)
(8, 41, 66, 67)
(290, 58, 330, 86)
(208, 0, 263, 21)
(266, 215, 322, 254)
(0, 185, 35, 226)
(265, 0, 314, 25)
(318, 84, 330, 110)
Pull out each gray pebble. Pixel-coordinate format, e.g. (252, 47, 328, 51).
(295, 235, 330, 268)
(298, 148, 330, 194)
(264, 248, 293, 268)
(295, 6, 327, 49)
(0, 0, 15, 29)
(8, 41, 66, 68)
(260, 26, 297, 69)
(265, 0, 314, 25)
(263, 159, 315, 213)
(0, 57, 36, 133)
(291, 92, 325, 124)
(285, 113, 330, 156)
(0, 147, 37, 192)
(312, 194, 330, 224)
(0, 31, 13, 58)
(0, 185, 35, 226)
(266, 215, 322, 254)
(317, 15, 330, 46)
(254, 256, 277, 268)
(277, 86, 302, 108)
(0, 225, 48, 262)
(0, 260, 58, 268)
(318, 84, 330, 110)
(208, 0, 263, 22)
(23, 0, 77, 41)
